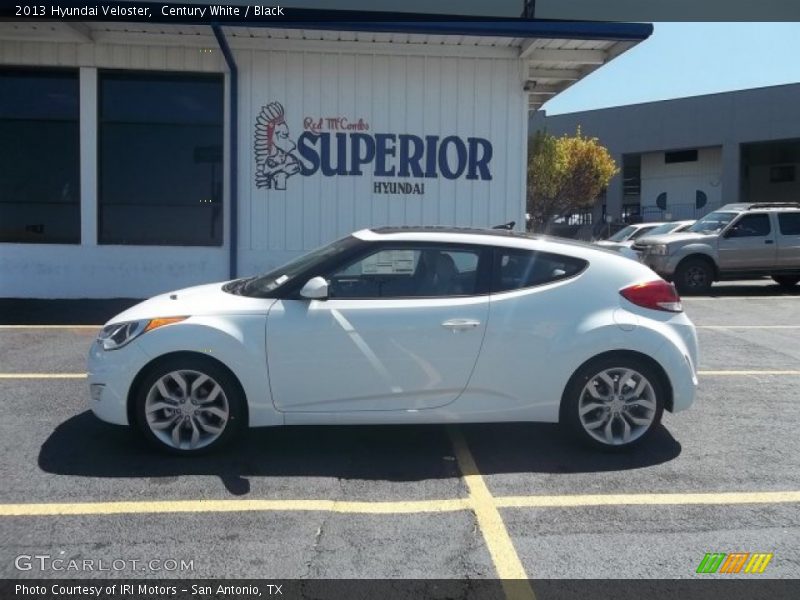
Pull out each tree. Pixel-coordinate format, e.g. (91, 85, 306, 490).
(527, 128, 618, 231)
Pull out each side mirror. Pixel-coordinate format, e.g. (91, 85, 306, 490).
(299, 276, 329, 300)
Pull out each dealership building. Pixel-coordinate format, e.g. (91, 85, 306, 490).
(531, 83, 800, 228)
(0, 17, 649, 298)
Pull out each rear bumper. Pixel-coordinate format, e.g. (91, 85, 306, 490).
(655, 333, 698, 413)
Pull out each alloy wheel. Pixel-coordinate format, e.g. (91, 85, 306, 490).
(144, 369, 229, 450)
(578, 367, 657, 446)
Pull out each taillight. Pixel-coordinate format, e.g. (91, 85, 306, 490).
(620, 280, 683, 313)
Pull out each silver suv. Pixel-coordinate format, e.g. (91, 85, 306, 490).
(635, 202, 800, 294)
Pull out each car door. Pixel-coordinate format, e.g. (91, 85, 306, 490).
(718, 213, 778, 270)
(463, 247, 590, 417)
(776, 212, 800, 269)
(266, 243, 490, 413)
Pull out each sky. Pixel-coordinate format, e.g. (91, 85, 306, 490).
(543, 23, 800, 115)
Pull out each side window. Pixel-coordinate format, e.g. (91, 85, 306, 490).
(778, 213, 800, 235)
(327, 246, 481, 299)
(493, 249, 587, 293)
(727, 214, 771, 238)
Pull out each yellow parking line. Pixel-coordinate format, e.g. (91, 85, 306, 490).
(449, 428, 534, 600)
(4, 489, 797, 518)
(0, 497, 470, 517)
(0, 325, 100, 329)
(496, 490, 800, 508)
(0, 373, 88, 379)
(698, 370, 800, 376)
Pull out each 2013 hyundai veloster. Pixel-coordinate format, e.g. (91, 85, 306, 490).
(88, 227, 699, 455)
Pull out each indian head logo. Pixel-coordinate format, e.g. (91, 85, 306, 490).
(254, 101, 301, 190)
(254, 100, 494, 193)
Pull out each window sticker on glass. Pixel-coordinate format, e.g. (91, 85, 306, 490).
(361, 250, 417, 275)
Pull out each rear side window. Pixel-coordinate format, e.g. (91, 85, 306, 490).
(778, 213, 800, 235)
(492, 248, 587, 293)
(728, 214, 771, 237)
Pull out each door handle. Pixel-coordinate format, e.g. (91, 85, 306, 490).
(765, 240, 774, 244)
(442, 318, 481, 331)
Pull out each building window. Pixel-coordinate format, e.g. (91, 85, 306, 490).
(98, 71, 224, 246)
(0, 68, 80, 244)
(770, 165, 795, 183)
(664, 149, 698, 164)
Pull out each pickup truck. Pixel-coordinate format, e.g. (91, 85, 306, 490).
(634, 203, 800, 294)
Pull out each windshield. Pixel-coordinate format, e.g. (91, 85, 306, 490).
(688, 211, 737, 234)
(237, 236, 361, 296)
(641, 222, 680, 237)
(607, 225, 637, 242)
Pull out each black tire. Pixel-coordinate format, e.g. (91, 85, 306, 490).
(560, 354, 665, 452)
(133, 355, 246, 456)
(674, 257, 714, 295)
(772, 275, 800, 289)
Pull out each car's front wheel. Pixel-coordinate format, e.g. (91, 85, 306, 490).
(133, 356, 245, 455)
(561, 355, 665, 451)
(674, 257, 713, 295)
(772, 275, 800, 289)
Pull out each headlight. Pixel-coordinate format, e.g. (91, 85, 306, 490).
(97, 317, 187, 351)
(648, 244, 669, 256)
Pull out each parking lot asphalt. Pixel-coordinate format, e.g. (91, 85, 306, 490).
(0, 280, 799, 583)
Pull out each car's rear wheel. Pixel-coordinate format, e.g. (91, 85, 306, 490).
(133, 356, 245, 455)
(561, 355, 665, 451)
(772, 275, 800, 289)
(674, 257, 713, 295)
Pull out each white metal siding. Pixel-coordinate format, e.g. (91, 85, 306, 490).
(0, 40, 227, 298)
(237, 48, 526, 276)
(0, 38, 525, 297)
(640, 147, 723, 217)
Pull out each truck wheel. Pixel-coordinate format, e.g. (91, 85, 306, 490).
(674, 258, 713, 295)
(772, 275, 800, 289)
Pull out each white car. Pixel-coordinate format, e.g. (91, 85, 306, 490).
(595, 222, 668, 252)
(596, 221, 695, 261)
(88, 227, 699, 455)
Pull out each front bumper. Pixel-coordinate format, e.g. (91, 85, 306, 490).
(642, 254, 679, 277)
(87, 340, 151, 425)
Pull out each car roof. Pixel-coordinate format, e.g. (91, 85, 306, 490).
(718, 202, 800, 212)
(354, 226, 622, 256)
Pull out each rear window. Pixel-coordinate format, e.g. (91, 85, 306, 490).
(493, 248, 587, 293)
(778, 212, 800, 235)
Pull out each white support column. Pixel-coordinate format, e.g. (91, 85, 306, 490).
(79, 67, 98, 246)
